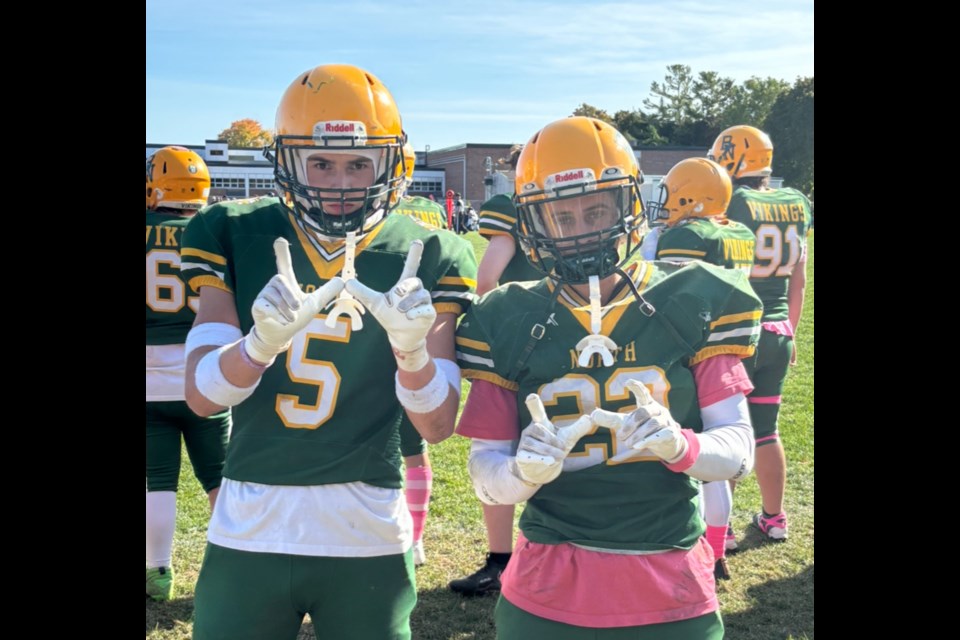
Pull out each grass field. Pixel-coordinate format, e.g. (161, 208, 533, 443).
(147, 231, 814, 639)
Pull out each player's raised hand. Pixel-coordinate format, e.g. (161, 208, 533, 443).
(592, 379, 687, 463)
(516, 393, 593, 485)
(344, 240, 436, 371)
(244, 238, 344, 364)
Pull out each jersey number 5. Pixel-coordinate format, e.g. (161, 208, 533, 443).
(275, 315, 350, 429)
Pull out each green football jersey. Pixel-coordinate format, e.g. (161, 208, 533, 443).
(477, 193, 547, 284)
(657, 217, 756, 273)
(181, 198, 478, 488)
(146, 209, 199, 345)
(727, 186, 812, 321)
(393, 195, 448, 230)
(456, 261, 761, 551)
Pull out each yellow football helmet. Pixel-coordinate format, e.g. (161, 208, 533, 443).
(272, 64, 405, 236)
(402, 142, 415, 185)
(145, 146, 210, 210)
(708, 125, 773, 179)
(647, 158, 732, 227)
(514, 116, 644, 283)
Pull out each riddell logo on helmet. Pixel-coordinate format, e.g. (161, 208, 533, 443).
(314, 121, 367, 146)
(545, 168, 595, 193)
(555, 170, 585, 183)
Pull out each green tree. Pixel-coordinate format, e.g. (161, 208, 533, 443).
(644, 66, 738, 145)
(571, 103, 614, 125)
(721, 77, 790, 130)
(763, 77, 814, 197)
(692, 71, 736, 126)
(643, 64, 694, 129)
(613, 110, 665, 146)
(217, 118, 274, 148)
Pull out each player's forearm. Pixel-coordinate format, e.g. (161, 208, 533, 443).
(401, 361, 458, 443)
(788, 273, 806, 332)
(184, 289, 267, 416)
(680, 394, 754, 482)
(787, 255, 808, 331)
(185, 339, 268, 417)
(476, 273, 500, 297)
(476, 235, 514, 295)
(397, 356, 461, 444)
(467, 439, 539, 505)
(407, 400, 458, 443)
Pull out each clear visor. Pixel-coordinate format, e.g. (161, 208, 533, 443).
(527, 189, 624, 240)
(278, 144, 394, 214)
(272, 133, 403, 236)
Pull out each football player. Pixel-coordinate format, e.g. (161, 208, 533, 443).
(389, 140, 444, 566)
(145, 146, 228, 602)
(455, 116, 761, 638)
(646, 156, 757, 578)
(181, 64, 477, 639)
(448, 144, 541, 597)
(709, 125, 812, 545)
(648, 157, 756, 272)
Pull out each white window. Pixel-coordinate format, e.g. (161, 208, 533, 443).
(211, 178, 244, 190)
(250, 178, 275, 190)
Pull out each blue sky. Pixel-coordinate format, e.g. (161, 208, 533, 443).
(146, 0, 813, 151)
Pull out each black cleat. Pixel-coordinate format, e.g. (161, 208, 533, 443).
(714, 557, 731, 581)
(449, 554, 506, 596)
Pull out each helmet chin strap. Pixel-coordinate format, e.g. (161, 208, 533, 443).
(575, 275, 619, 367)
(295, 199, 386, 241)
(324, 231, 366, 330)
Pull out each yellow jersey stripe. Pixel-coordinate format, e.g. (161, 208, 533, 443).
(461, 368, 519, 391)
(689, 344, 756, 366)
(480, 210, 516, 224)
(434, 302, 464, 317)
(659, 249, 706, 257)
(438, 276, 478, 289)
(709, 310, 762, 329)
(456, 336, 491, 352)
(188, 275, 231, 293)
(182, 247, 227, 265)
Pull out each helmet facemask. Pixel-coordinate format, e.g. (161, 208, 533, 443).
(646, 181, 708, 227)
(273, 127, 404, 237)
(516, 170, 644, 284)
(646, 158, 733, 227)
(645, 182, 674, 226)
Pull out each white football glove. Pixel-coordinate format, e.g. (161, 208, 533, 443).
(243, 238, 345, 365)
(344, 240, 436, 372)
(591, 379, 687, 464)
(515, 394, 594, 485)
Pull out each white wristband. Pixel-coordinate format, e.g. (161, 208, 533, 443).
(434, 358, 462, 396)
(195, 345, 260, 407)
(185, 322, 244, 357)
(395, 365, 450, 414)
